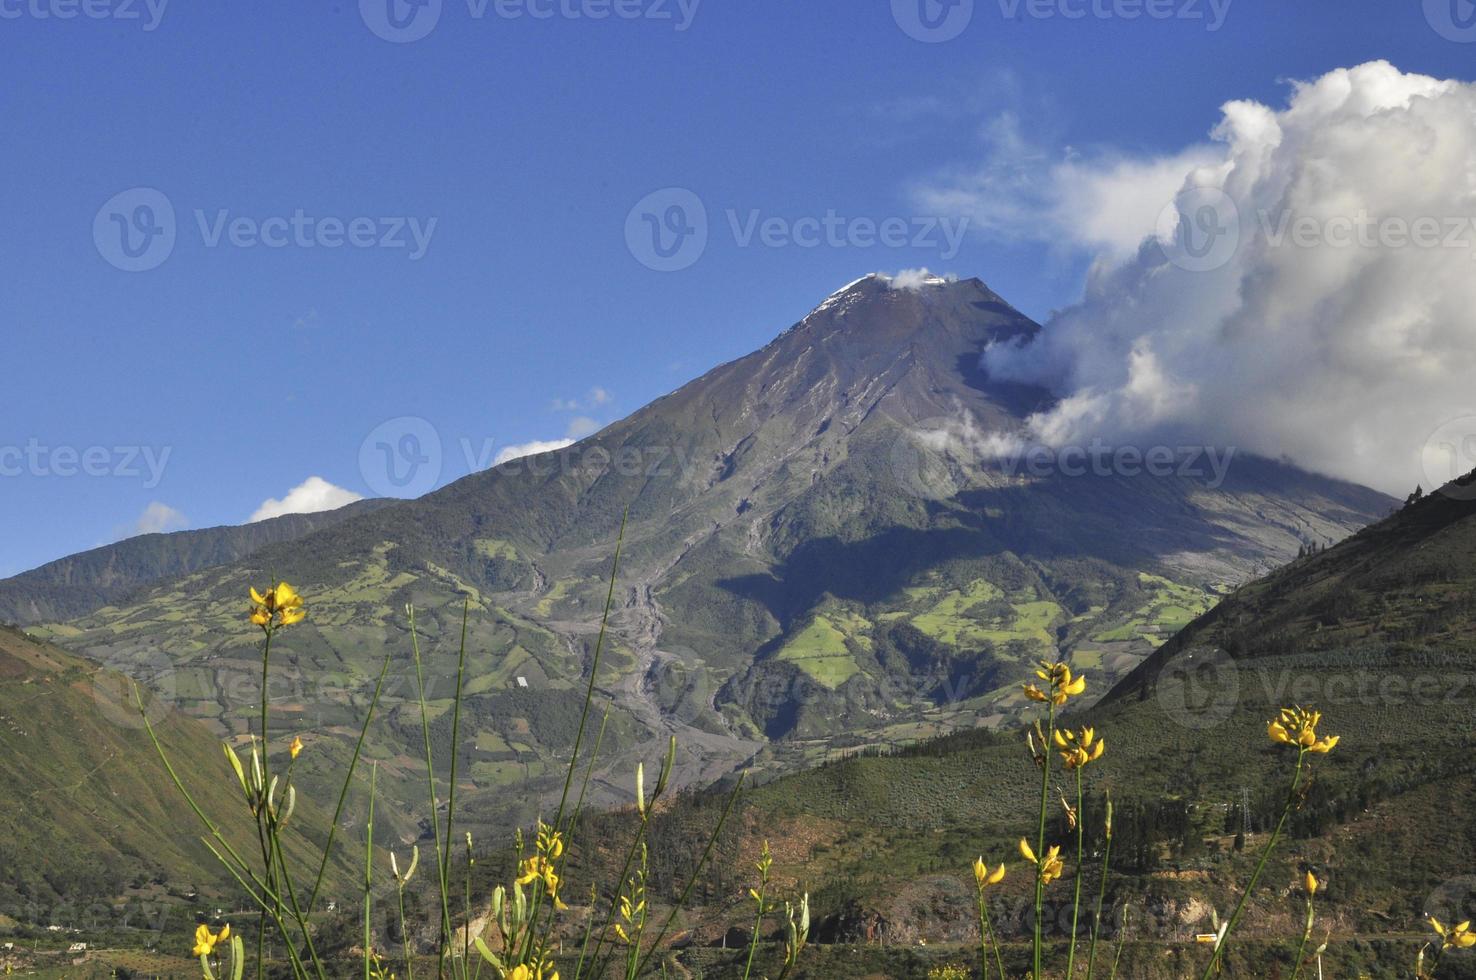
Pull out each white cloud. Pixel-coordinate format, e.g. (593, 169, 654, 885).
(123, 501, 189, 538)
(952, 61, 1476, 497)
(913, 111, 1219, 259)
(494, 439, 576, 466)
(250, 476, 362, 523)
(889, 268, 957, 291)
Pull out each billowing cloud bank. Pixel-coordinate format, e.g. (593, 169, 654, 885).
(974, 62, 1476, 496)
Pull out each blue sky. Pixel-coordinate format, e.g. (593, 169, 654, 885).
(0, 0, 1468, 575)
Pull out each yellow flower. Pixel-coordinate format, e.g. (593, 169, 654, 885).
(1268, 706, 1337, 754)
(1305, 871, 1318, 895)
(191, 922, 229, 958)
(290, 736, 304, 760)
(535, 823, 566, 860)
(1025, 660, 1087, 706)
(505, 959, 559, 980)
(1195, 933, 1220, 944)
(972, 857, 1005, 889)
(1018, 839, 1064, 884)
(515, 855, 568, 910)
(1431, 917, 1476, 950)
(248, 581, 307, 630)
(1056, 726, 1106, 770)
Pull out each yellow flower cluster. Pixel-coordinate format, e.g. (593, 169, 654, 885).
(1055, 726, 1106, 770)
(1267, 706, 1339, 754)
(515, 824, 569, 910)
(191, 923, 229, 958)
(1431, 917, 1476, 950)
(1024, 660, 1087, 706)
(972, 857, 1006, 890)
(505, 958, 559, 980)
(249, 581, 306, 630)
(1019, 839, 1065, 885)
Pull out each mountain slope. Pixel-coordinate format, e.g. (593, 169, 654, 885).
(28, 274, 1393, 835)
(597, 475, 1476, 972)
(0, 625, 356, 918)
(0, 498, 395, 625)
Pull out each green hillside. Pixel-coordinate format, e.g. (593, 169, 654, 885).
(0, 625, 358, 931)
(0, 499, 394, 625)
(559, 480, 1476, 976)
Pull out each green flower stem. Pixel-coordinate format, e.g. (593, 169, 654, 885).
(1034, 702, 1057, 980)
(631, 771, 747, 979)
(397, 880, 416, 980)
(1085, 803, 1114, 980)
(1066, 765, 1085, 978)
(1200, 749, 1307, 980)
(1289, 892, 1315, 980)
(364, 763, 376, 980)
(1108, 906, 1129, 980)
(308, 651, 392, 913)
(408, 606, 456, 978)
(979, 891, 1005, 980)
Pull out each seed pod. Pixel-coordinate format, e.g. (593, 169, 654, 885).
(279, 785, 296, 828)
(224, 743, 248, 798)
(654, 735, 676, 799)
(636, 763, 646, 819)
